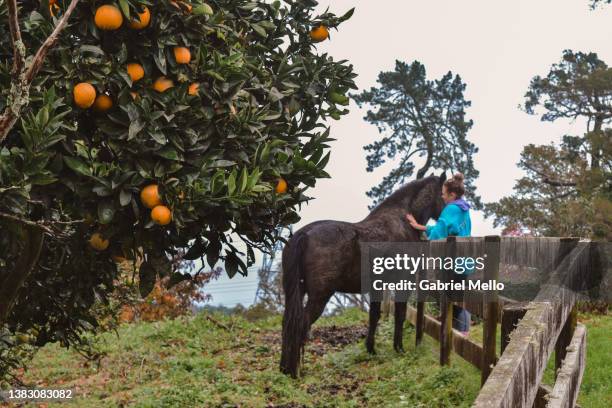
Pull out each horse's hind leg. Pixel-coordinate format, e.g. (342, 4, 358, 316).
(366, 301, 381, 354)
(393, 301, 407, 353)
(304, 293, 332, 339)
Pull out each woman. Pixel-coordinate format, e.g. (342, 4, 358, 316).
(405, 173, 472, 335)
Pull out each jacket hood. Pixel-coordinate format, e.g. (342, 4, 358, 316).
(449, 198, 470, 211)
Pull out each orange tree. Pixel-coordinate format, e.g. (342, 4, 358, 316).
(0, 0, 355, 375)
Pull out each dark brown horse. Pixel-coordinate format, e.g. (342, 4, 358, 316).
(280, 174, 447, 377)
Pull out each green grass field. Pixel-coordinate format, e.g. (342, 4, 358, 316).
(12, 309, 611, 407)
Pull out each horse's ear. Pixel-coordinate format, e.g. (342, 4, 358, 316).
(439, 172, 447, 185)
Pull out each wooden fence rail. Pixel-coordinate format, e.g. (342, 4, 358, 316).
(406, 236, 594, 408)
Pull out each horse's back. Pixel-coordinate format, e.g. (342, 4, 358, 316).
(285, 220, 362, 293)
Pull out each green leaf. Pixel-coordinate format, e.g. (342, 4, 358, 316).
(118, 0, 130, 19)
(148, 131, 167, 145)
(205, 70, 225, 81)
(227, 169, 236, 196)
(225, 252, 239, 278)
(157, 148, 180, 161)
(251, 184, 272, 193)
(318, 151, 331, 168)
(183, 240, 206, 260)
(29, 173, 57, 185)
(119, 189, 132, 206)
(246, 167, 260, 190)
(128, 120, 145, 140)
(206, 240, 221, 268)
(63, 156, 91, 176)
(251, 23, 267, 38)
(212, 159, 235, 167)
(339, 7, 355, 23)
(260, 143, 271, 163)
(238, 167, 248, 193)
(154, 48, 167, 75)
(210, 170, 225, 195)
(268, 87, 284, 102)
(79, 45, 105, 55)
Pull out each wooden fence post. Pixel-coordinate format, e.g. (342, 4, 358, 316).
(501, 302, 528, 354)
(554, 237, 579, 378)
(416, 286, 425, 346)
(415, 242, 428, 347)
(482, 235, 500, 385)
(440, 236, 455, 366)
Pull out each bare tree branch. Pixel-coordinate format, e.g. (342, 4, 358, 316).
(0, 212, 55, 235)
(0, 211, 82, 237)
(6, 0, 26, 76)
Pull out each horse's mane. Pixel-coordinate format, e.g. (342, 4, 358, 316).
(368, 176, 437, 217)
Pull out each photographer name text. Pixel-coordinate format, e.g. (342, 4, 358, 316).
(372, 279, 505, 292)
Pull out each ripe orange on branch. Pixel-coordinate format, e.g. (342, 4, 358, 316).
(127, 63, 145, 82)
(140, 184, 162, 209)
(188, 83, 199, 96)
(73, 83, 96, 109)
(310, 25, 329, 42)
(129, 6, 151, 30)
(275, 178, 288, 194)
(173, 47, 191, 64)
(94, 5, 123, 30)
(153, 77, 174, 93)
(93, 94, 113, 112)
(151, 205, 172, 225)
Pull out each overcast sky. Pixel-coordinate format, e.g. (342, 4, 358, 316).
(208, 0, 612, 306)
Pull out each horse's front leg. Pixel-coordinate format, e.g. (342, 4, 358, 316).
(366, 301, 381, 354)
(393, 301, 407, 353)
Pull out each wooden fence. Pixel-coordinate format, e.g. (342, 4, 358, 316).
(405, 236, 605, 408)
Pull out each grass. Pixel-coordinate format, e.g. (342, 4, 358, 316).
(12, 309, 610, 407)
(16, 308, 480, 407)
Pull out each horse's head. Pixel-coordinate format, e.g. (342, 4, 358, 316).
(366, 172, 447, 226)
(410, 172, 446, 225)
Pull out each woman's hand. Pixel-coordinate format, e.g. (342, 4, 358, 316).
(405, 213, 426, 231)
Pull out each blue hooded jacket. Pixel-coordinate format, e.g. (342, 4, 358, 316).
(425, 198, 472, 240)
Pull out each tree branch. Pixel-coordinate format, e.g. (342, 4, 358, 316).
(0, 212, 83, 239)
(522, 163, 577, 187)
(543, 178, 577, 187)
(0, 212, 55, 235)
(25, 0, 81, 83)
(6, 0, 26, 76)
(0, 0, 80, 144)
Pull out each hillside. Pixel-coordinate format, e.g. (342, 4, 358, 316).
(10, 309, 611, 407)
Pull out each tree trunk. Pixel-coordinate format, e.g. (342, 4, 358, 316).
(416, 139, 433, 179)
(590, 116, 603, 169)
(0, 227, 44, 325)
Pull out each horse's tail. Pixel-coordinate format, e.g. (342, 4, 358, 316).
(280, 230, 308, 378)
